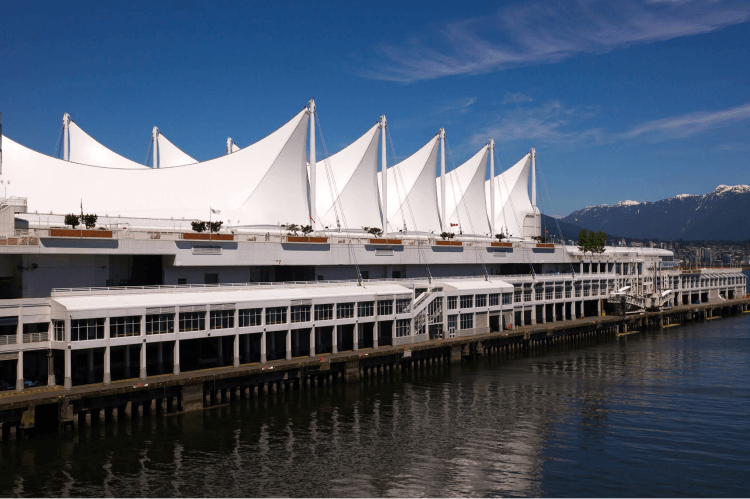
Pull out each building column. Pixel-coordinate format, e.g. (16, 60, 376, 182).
(373, 323, 379, 349)
(157, 342, 164, 374)
(541, 304, 546, 324)
(234, 333, 240, 367)
(285, 330, 291, 360)
(598, 299, 602, 316)
(125, 344, 131, 378)
(15, 350, 24, 392)
(217, 336, 223, 367)
(391, 319, 396, 344)
(103, 344, 111, 384)
(260, 330, 267, 363)
(244, 333, 250, 362)
(103, 315, 111, 384)
(47, 349, 56, 387)
(309, 327, 316, 357)
(139, 340, 147, 380)
(520, 309, 525, 327)
(64, 345, 72, 390)
(332, 325, 338, 354)
(531, 305, 537, 325)
(87, 349, 94, 383)
(353, 322, 359, 351)
(174, 305, 181, 375)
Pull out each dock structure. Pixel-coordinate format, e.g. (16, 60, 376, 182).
(0, 273, 747, 442)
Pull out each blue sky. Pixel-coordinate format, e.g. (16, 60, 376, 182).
(1, 0, 748, 215)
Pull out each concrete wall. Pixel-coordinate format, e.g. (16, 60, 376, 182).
(20, 254, 110, 297)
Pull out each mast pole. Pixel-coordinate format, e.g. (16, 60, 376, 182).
(63, 113, 70, 162)
(380, 115, 387, 237)
(440, 128, 446, 232)
(489, 139, 495, 236)
(226, 138, 233, 155)
(152, 127, 159, 168)
(531, 146, 536, 207)
(309, 99, 317, 232)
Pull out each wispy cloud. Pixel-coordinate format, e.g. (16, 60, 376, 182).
(502, 92, 533, 105)
(471, 100, 750, 147)
(362, 0, 750, 82)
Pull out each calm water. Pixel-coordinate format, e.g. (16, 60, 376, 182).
(1, 312, 749, 497)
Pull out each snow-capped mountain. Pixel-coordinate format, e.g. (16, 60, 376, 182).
(562, 185, 750, 241)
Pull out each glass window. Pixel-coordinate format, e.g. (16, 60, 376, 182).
(395, 299, 411, 314)
(448, 314, 458, 331)
(475, 295, 487, 307)
(357, 301, 374, 317)
(210, 310, 234, 330)
(460, 295, 473, 309)
(489, 294, 500, 306)
(447, 296, 458, 310)
(266, 307, 287, 325)
(146, 314, 174, 335)
(377, 300, 393, 316)
(395, 319, 411, 337)
(314, 304, 333, 321)
(502, 293, 512, 305)
(291, 305, 311, 323)
(460, 313, 473, 330)
(110, 316, 142, 337)
(239, 308, 262, 327)
(71, 318, 105, 341)
(53, 320, 65, 341)
(514, 289, 522, 302)
(337, 303, 354, 319)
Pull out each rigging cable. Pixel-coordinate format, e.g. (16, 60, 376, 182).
(536, 157, 577, 278)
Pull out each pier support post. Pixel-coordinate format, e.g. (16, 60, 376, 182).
(103, 344, 111, 385)
(180, 383, 204, 412)
(173, 339, 180, 375)
(64, 347, 72, 390)
(234, 333, 241, 367)
(139, 341, 147, 380)
(450, 345, 461, 364)
(15, 350, 24, 392)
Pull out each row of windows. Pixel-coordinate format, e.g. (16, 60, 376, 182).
(446, 314, 474, 331)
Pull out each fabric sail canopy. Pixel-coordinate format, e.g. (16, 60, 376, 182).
(436, 145, 490, 235)
(2, 108, 310, 225)
(68, 120, 147, 168)
(156, 132, 196, 168)
(378, 135, 441, 234)
(484, 153, 533, 238)
(313, 122, 381, 231)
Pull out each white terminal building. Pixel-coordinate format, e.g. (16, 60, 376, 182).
(0, 102, 745, 391)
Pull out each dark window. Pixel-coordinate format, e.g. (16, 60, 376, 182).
(204, 273, 219, 284)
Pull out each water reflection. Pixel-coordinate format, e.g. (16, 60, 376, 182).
(1, 314, 749, 497)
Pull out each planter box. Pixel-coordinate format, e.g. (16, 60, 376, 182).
(49, 229, 113, 238)
(368, 238, 403, 245)
(286, 236, 328, 243)
(535, 243, 555, 248)
(491, 242, 513, 247)
(182, 233, 234, 241)
(434, 240, 462, 246)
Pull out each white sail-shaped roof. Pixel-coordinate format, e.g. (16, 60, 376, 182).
(230, 141, 241, 153)
(378, 135, 441, 234)
(484, 153, 533, 238)
(156, 131, 196, 167)
(68, 120, 146, 168)
(314, 122, 381, 230)
(2, 108, 310, 224)
(436, 145, 490, 235)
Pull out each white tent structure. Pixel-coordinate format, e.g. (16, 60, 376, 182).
(226, 138, 241, 154)
(312, 122, 382, 231)
(66, 115, 145, 168)
(436, 145, 490, 236)
(3, 107, 311, 225)
(485, 152, 535, 238)
(154, 129, 196, 168)
(379, 135, 441, 234)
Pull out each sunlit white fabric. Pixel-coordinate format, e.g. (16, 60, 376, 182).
(484, 153, 532, 238)
(2, 108, 309, 225)
(436, 145, 489, 235)
(314, 123, 381, 231)
(68, 121, 146, 168)
(378, 135, 441, 234)
(157, 132, 196, 167)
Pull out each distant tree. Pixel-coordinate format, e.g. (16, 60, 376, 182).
(64, 214, 80, 229)
(593, 230, 607, 254)
(364, 227, 383, 237)
(577, 229, 591, 256)
(286, 224, 300, 236)
(82, 214, 98, 229)
(209, 221, 223, 233)
(191, 221, 207, 233)
(531, 235, 548, 243)
(495, 233, 505, 241)
(300, 225, 313, 236)
(439, 232, 455, 240)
